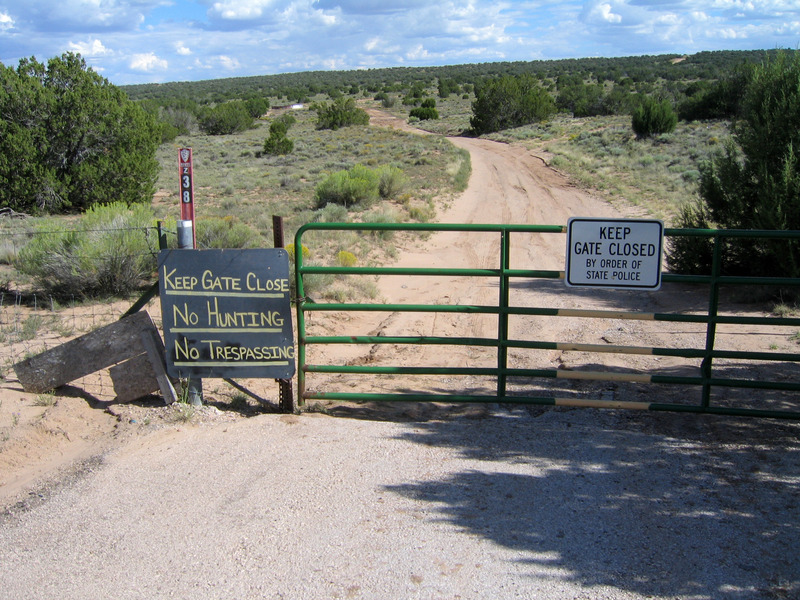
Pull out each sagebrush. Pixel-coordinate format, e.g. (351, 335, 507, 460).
(16, 202, 160, 298)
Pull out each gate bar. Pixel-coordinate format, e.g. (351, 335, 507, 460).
(295, 222, 800, 419)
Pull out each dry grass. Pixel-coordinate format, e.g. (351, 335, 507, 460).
(153, 103, 469, 300)
(488, 114, 729, 225)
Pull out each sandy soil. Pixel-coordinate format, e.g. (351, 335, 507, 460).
(0, 111, 798, 599)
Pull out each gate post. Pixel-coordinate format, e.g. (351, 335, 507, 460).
(273, 215, 297, 413)
(701, 234, 723, 408)
(497, 229, 511, 399)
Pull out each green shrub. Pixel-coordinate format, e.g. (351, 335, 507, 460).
(159, 122, 183, 143)
(678, 71, 747, 121)
(195, 217, 261, 249)
(669, 51, 800, 279)
(267, 120, 289, 138)
(198, 101, 254, 135)
(244, 96, 269, 118)
(314, 97, 369, 130)
(157, 107, 196, 141)
(470, 74, 556, 135)
(438, 78, 460, 98)
(601, 84, 636, 115)
(557, 82, 606, 117)
(408, 203, 435, 222)
(16, 202, 158, 298)
(0, 53, 160, 215)
(275, 113, 296, 128)
(314, 203, 350, 223)
(363, 207, 401, 240)
(377, 166, 407, 198)
(631, 97, 677, 138)
(263, 136, 294, 155)
(666, 198, 715, 275)
(314, 164, 380, 209)
(451, 148, 472, 192)
(409, 106, 439, 120)
(263, 120, 295, 155)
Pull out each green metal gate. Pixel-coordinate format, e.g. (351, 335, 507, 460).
(294, 223, 800, 419)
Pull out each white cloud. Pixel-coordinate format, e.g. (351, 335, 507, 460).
(130, 52, 168, 71)
(68, 38, 112, 56)
(175, 42, 192, 55)
(656, 14, 682, 27)
(363, 36, 402, 56)
(210, 0, 275, 20)
(316, 10, 338, 26)
(218, 54, 240, 69)
(574, 0, 800, 53)
(458, 24, 510, 44)
(315, 0, 428, 15)
(194, 54, 242, 71)
(718, 27, 744, 38)
(322, 57, 347, 70)
(709, 0, 792, 11)
(597, 3, 623, 24)
(406, 44, 430, 61)
(35, 0, 147, 31)
(644, 12, 687, 43)
(0, 11, 14, 31)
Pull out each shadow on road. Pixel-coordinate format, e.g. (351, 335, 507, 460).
(321, 400, 799, 599)
(384, 408, 800, 599)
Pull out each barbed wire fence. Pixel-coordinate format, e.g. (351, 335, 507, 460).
(0, 221, 171, 401)
(0, 293, 167, 401)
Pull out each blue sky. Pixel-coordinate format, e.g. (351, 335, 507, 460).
(1, 1, 798, 86)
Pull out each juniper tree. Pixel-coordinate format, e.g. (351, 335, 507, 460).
(669, 51, 800, 277)
(0, 53, 160, 214)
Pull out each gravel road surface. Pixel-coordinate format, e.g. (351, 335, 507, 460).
(1, 406, 798, 600)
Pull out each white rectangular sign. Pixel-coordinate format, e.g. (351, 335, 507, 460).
(565, 218, 664, 289)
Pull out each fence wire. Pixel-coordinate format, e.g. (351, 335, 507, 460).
(0, 293, 163, 402)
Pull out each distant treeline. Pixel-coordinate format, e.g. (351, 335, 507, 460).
(122, 50, 779, 106)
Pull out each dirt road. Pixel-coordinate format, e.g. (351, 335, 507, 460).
(304, 124, 793, 409)
(1, 114, 798, 599)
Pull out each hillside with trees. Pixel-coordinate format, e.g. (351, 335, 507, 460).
(121, 50, 772, 107)
(121, 49, 779, 144)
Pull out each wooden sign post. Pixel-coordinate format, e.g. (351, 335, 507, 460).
(14, 311, 177, 404)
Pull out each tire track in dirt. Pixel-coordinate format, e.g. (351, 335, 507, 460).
(308, 113, 634, 397)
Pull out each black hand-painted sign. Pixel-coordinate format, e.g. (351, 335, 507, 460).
(158, 248, 295, 379)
